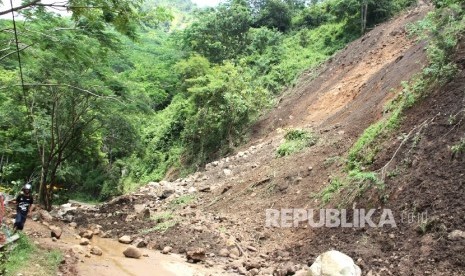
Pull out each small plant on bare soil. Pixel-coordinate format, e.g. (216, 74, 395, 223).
(169, 195, 195, 208)
(140, 212, 178, 234)
(276, 129, 317, 157)
(312, 170, 384, 206)
(311, 177, 345, 204)
(151, 212, 173, 223)
(451, 138, 465, 157)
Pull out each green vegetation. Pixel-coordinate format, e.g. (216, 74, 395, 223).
(313, 171, 384, 206)
(451, 138, 465, 157)
(316, 177, 345, 204)
(169, 194, 196, 207)
(276, 129, 317, 157)
(0, 0, 417, 207)
(140, 211, 177, 233)
(0, 233, 62, 276)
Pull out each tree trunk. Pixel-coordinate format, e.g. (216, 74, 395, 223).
(361, 1, 368, 34)
(0, 154, 4, 184)
(38, 145, 52, 210)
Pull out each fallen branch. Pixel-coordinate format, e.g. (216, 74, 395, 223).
(378, 115, 437, 181)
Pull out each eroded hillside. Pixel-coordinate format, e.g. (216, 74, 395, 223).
(18, 1, 465, 275)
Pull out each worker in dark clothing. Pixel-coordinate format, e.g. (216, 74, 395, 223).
(11, 183, 33, 232)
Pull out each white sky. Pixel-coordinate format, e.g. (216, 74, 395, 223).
(191, 0, 223, 7)
(1, 0, 223, 19)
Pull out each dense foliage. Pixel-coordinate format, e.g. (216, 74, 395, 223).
(0, 0, 416, 207)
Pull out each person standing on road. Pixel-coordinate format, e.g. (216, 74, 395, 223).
(11, 183, 34, 233)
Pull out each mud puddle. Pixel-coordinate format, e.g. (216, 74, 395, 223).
(74, 237, 223, 276)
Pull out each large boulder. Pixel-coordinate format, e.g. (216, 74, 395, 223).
(123, 246, 142, 259)
(309, 250, 361, 276)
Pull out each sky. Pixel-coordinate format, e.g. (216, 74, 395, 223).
(1, 0, 223, 18)
(191, 0, 223, 7)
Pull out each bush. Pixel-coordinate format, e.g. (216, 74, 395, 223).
(276, 129, 317, 157)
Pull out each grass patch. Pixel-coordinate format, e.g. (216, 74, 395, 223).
(150, 212, 173, 223)
(169, 195, 195, 208)
(139, 220, 178, 234)
(312, 170, 385, 206)
(451, 137, 465, 157)
(319, 177, 345, 204)
(276, 129, 317, 157)
(0, 233, 63, 276)
(140, 212, 177, 234)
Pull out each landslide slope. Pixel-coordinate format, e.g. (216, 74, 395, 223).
(69, 2, 464, 275)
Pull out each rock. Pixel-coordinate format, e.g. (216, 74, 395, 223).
(140, 209, 151, 220)
(247, 246, 258, 252)
(260, 267, 274, 275)
(100, 231, 111, 238)
(229, 253, 239, 259)
(52, 237, 57, 242)
(119, 235, 133, 244)
(309, 250, 362, 276)
(295, 269, 310, 276)
(223, 169, 233, 176)
(162, 246, 173, 254)
(147, 241, 159, 250)
(50, 225, 62, 239)
(219, 248, 230, 257)
(448, 230, 465, 240)
(133, 238, 147, 248)
(39, 210, 54, 222)
(123, 246, 142, 259)
(90, 246, 103, 256)
(133, 204, 146, 214)
(248, 268, 259, 276)
(69, 222, 77, 228)
(281, 261, 297, 275)
(199, 186, 211, 192)
(186, 247, 206, 263)
(79, 230, 93, 239)
(161, 188, 175, 199)
(237, 266, 248, 275)
(188, 187, 197, 194)
(244, 258, 261, 270)
(229, 247, 241, 257)
(125, 214, 137, 222)
(63, 214, 74, 223)
(79, 238, 90, 246)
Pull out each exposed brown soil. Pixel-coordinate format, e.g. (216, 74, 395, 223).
(16, 1, 465, 275)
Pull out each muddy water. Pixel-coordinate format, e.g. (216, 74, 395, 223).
(76, 237, 217, 276)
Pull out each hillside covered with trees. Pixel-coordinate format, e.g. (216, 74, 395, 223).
(0, 0, 425, 209)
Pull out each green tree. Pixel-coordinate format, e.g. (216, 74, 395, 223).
(182, 0, 253, 63)
(253, 0, 293, 32)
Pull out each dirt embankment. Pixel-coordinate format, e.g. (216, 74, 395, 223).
(19, 1, 465, 275)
